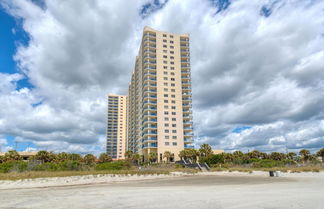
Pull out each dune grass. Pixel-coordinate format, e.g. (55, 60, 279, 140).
(210, 165, 324, 173)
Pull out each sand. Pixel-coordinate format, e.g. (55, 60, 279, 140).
(0, 171, 324, 209)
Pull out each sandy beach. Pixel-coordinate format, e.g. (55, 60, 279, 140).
(0, 171, 324, 209)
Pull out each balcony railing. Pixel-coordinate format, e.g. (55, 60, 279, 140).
(184, 144, 194, 149)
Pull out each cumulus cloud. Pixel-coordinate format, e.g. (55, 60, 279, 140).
(0, 0, 323, 154)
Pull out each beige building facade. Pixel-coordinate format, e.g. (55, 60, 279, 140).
(126, 27, 194, 162)
(106, 94, 127, 160)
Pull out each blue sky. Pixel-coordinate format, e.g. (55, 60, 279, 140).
(0, 0, 324, 154)
(0, 8, 35, 151)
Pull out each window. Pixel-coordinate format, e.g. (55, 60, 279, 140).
(163, 88, 168, 91)
(171, 89, 175, 92)
(164, 77, 168, 80)
(170, 51, 174, 54)
(170, 46, 174, 49)
(171, 83, 175, 87)
(163, 39, 167, 42)
(164, 105, 168, 109)
(170, 61, 174, 65)
(164, 94, 168, 97)
(171, 106, 176, 109)
(164, 82, 168, 86)
(165, 142, 170, 145)
(171, 78, 175, 81)
(164, 111, 169, 115)
(170, 35, 173, 38)
(171, 72, 175, 75)
(163, 50, 167, 53)
(170, 56, 174, 59)
(163, 34, 167, 37)
(164, 100, 168, 103)
(171, 67, 175, 70)
(170, 40, 174, 44)
(164, 123, 169, 127)
(163, 61, 167, 64)
(172, 124, 176, 127)
(171, 95, 175, 98)
(173, 142, 177, 146)
(165, 130, 169, 133)
(172, 136, 177, 139)
(163, 55, 167, 58)
(172, 118, 176, 121)
(163, 72, 168, 75)
(163, 45, 167, 48)
(172, 112, 176, 115)
(172, 130, 177, 133)
(164, 117, 169, 121)
(163, 66, 167, 69)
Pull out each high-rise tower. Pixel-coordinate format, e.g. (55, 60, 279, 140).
(126, 27, 193, 162)
(106, 94, 127, 160)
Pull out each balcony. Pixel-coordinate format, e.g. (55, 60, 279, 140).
(142, 130, 157, 136)
(182, 81, 191, 86)
(143, 107, 157, 112)
(181, 49, 190, 53)
(144, 38, 156, 43)
(143, 72, 156, 77)
(143, 89, 157, 93)
(181, 76, 191, 80)
(142, 143, 158, 149)
(143, 95, 157, 100)
(143, 83, 157, 88)
(183, 126, 193, 130)
(144, 77, 157, 82)
(143, 137, 157, 142)
(143, 55, 156, 59)
(143, 100, 157, 106)
(143, 49, 156, 54)
(184, 144, 194, 149)
(183, 97, 192, 101)
(143, 61, 157, 65)
(142, 125, 157, 130)
(144, 66, 157, 70)
(143, 118, 157, 125)
(143, 112, 157, 117)
(181, 64, 190, 68)
(183, 109, 192, 114)
(181, 70, 190, 75)
(143, 33, 156, 38)
(184, 138, 194, 143)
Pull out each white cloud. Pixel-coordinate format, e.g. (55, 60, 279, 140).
(0, 0, 323, 153)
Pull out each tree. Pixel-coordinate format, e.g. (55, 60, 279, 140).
(199, 144, 212, 158)
(148, 152, 158, 163)
(98, 153, 112, 163)
(36, 150, 54, 163)
(132, 153, 141, 165)
(69, 153, 82, 161)
(163, 151, 172, 163)
(270, 152, 286, 161)
(316, 148, 324, 161)
(4, 150, 22, 161)
(178, 150, 186, 161)
(124, 150, 133, 160)
(57, 152, 69, 162)
(299, 149, 311, 163)
(0, 155, 4, 163)
(247, 150, 263, 159)
(205, 154, 224, 165)
(83, 154, 96, 165)
(287, 152, 297, 160)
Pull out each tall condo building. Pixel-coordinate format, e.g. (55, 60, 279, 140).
(106, 94, 127, 160)
(126, 27, 194, 162)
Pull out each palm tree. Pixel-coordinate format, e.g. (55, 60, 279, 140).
(163, 151, 172, 163)
(199, 144, 212, 158)
(57, 152, 69, 162)
(178, 150, 186, 161)
(4, 150, 21, 161)
(83, 154, 96, 165)
(69, 153, 82, 161)
(287, 152, 297, 160)
(0, 155, 4, 163)
(316, 148, 324, 161)
(36, 150, 53, 163)
(148, 152, 158, 163)
(299, 149, 311, 163)
(98, 153, 112, 163)
(270, 152, 285, 161)
(124, 150, 134, 160)
(132, 153, 141, 165)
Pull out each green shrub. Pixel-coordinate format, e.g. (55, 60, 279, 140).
(252, 159, 285, 168)
(205, 154, 224, 165)
(0, 161, 28, 173)
(95, 161, 131, 171)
